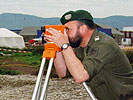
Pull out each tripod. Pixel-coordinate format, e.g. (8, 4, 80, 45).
(32, 43, 97, 100)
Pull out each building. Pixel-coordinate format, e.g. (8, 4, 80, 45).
(120, 27, 133, 46)
(19, 26, 41, 42)
(97, 24, 124, 44)
(123, 27, 133, 31)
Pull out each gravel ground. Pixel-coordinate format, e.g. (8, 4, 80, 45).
(0, 75, 91, 100)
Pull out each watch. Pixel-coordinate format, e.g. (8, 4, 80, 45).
(61, 43, 70, 50)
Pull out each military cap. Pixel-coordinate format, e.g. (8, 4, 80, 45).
(60, 10, 93, 25)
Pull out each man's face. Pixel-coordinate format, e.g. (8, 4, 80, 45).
(65, 21, 82, 48)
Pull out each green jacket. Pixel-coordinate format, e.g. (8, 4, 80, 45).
(74, 29, 133, 100)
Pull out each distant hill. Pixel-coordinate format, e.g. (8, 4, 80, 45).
(94, 16, 133, 30)
(0, 13, 133, 30)
(0, 13, 61, 30)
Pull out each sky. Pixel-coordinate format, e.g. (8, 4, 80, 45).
(0, 0, 133, 18)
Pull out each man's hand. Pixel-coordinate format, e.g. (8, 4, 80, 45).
(44, 28, 69, 48)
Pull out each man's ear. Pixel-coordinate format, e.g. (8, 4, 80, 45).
(79, 25, 87, 33)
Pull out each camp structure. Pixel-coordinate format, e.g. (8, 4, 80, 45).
(97, 24, 124, 37)
(97, 24, 124, 44)
(20, 26, 41, 42)
(0, 28, 25, 49)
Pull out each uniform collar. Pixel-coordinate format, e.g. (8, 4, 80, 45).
(87, 29, 99, 48)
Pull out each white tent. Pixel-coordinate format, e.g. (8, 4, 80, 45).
(0, 28, 25, 49)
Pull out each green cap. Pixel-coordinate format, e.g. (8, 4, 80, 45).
(60, 10, 93, 25)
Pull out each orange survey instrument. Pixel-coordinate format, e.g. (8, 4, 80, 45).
(32, 25, 65, 100)
(41, 25, 65, 37)
(41, 25, 65, 59)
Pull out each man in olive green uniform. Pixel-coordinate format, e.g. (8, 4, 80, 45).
(44, 10, 133, 100)
(73, 28, 133, 100)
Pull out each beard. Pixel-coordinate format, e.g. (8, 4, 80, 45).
(68, 30, 82, 48)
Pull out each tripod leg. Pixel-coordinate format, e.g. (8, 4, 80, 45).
(82, 82, 98, 100)
(32, 57, 46, 100)
(40, 58, 54, 100)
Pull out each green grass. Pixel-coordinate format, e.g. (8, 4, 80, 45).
(0, 67, 21, 75)
(11, 52, 42, 68)
(0, 46, 45, 68)
(0, 46, 46, 75)
(0, 52, 43, 75)
(0, 52, 43, 67)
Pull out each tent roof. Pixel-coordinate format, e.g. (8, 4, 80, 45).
(97, 24, 124, 37)
(0, 28, 22, 37)
(0, 28, 25, 49)
(20, 26, 41, 35)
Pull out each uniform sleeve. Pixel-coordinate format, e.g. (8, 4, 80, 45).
(82, 44, 114, 79)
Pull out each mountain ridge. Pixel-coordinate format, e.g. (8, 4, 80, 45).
(0, 13, 133, 30)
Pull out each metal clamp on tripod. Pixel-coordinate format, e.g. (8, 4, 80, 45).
(31, 25, 97, 100)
